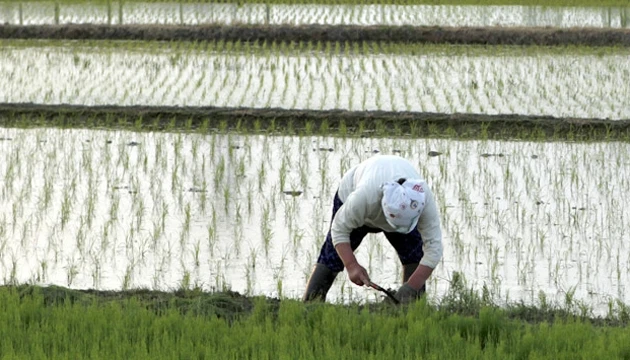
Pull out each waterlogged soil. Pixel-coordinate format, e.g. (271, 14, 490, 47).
(1, 103, 629, 141)
(1, 23, 630, 47)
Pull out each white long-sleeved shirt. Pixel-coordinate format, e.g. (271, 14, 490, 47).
(332, 155, 443, 269)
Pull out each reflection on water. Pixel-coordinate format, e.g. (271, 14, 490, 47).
(1, 43, 629, 120)
(0, 2, 628, 28)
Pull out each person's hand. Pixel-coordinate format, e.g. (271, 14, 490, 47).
(393, 283, 423, 304)
(346, 262, 371, 286)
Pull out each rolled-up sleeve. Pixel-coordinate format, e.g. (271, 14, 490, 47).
(416, 186, 443, 268)
(331, 191, 367, 247)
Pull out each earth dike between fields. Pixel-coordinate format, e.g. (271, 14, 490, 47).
(1, 23, 630, 47)
(8, 285, 629, 327)
(1, 103, 629, 141)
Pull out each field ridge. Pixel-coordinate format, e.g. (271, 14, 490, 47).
(1, 23, 630, 46)
(2, 103, 629, 140)
(7, 284, 630, 327)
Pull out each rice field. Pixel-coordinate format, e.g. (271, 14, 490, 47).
(1, 1, 629, 27)
(1, 4, 630, 355)
(1, 40, 629, 120)
(0, 124, 628, 316)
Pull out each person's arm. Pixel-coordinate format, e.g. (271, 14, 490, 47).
(331, 191, 371, 286)
(408, 184, 443, 291)
(406, 265, 434, 290)
(335, 242, 370, 286)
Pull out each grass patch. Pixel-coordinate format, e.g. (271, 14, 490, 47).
(2, 282, 630, 359)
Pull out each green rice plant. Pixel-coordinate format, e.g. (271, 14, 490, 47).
(207, 211, 217, 257)
(65, 258, 79, 286)
(59, 189, 72, 230)
(198, 180, 208, 215)
(109, 192, 120, 221)
(183, 202, 191, 234)
(214, 155, 225, 191)
(122, 263, 134, 291)
(90, 255, 101, 288)
(133, 196, 145, 233)
(150, 219, 162, 250)
(261, 203, 273, 255)
(179, 270, 191, 290)
(221, 185, 231, 215)
(5, 255, 18, 285)
(257, 159, 267, 192)
(244, 261, 254, 295)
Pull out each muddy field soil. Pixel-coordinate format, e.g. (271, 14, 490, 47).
(1, 103, 629, 140)
(1, 23, 630, 46)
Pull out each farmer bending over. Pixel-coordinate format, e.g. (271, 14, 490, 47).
(303, 155, 443, 303)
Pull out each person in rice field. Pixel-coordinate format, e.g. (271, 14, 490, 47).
(302, 154, 443, 304)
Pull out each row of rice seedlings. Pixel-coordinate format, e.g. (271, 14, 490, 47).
(1, 40, 630, 119)
(1, 125, 629, 313)
(1, 1, 628, 27)
(2, 36, 624, 56)
(4, 0, 630, 5)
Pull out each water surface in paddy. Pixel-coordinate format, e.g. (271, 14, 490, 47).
(0, 2, 628, 27)
(0, 127, 628, 314)
(1, 42, 629, 120)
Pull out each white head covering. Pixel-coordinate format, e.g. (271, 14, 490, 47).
(381, 179, 426, 233)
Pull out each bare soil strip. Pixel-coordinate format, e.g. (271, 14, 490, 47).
(1, 24, 630, 46)
(1, 103, 628, 140)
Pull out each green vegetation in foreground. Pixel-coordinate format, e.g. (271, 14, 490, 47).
(4, 0, 630, 8)
(2, 283, 630, 359)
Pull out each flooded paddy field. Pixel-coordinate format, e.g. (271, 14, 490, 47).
(0, 1, 629, 27)
(1, 2, 629, 318)
(0, 126, 628, 315)
(1, 40, 629, 120)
